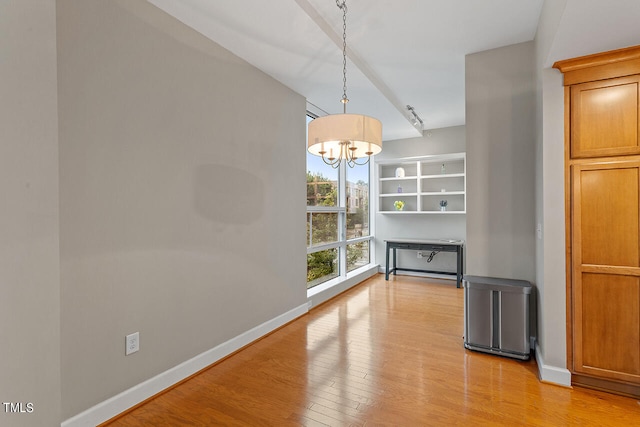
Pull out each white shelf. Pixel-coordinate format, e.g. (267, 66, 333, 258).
(421, 191, 464, 196)
(379, 192, 418, 197)
(376, 153, 466, 214)
(380, 210, 466, 215)
(421, 173, 465, 179)
(380, 176, 418, 181)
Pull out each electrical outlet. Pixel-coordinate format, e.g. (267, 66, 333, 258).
(126, 332, 139, 355)
(417, 251, 423, 258)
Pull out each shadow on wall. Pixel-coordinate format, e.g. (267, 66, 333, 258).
(195, 164, 264, 225)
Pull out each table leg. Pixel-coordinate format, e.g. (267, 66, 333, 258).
(393, 248, 397, 276)
(385, 242, 390, 280)
(456, 246, 463, 288)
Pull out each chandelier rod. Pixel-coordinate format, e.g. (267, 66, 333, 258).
(337, 0, 348, 114)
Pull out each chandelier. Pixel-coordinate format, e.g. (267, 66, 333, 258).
(307, 0, 382, 168)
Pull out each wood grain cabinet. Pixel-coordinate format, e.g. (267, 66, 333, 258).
(555, 46, 640, 397)
(570, 75, 640, 158)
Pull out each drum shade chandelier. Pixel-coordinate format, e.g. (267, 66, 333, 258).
(307, 0, 382, 168)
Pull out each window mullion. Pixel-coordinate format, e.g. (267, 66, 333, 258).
(308, 212, 312, 247)
(339, 161, 347, 277)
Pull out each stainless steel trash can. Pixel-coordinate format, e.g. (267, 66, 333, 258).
(463, 275, 532, 360)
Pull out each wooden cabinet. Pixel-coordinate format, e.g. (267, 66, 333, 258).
(570, 75, 640, 158)
(555, 46, 640, 397)
(376, 153, 466, 214)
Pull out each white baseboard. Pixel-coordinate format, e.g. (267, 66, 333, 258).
(61, 303, 309, 427)
(535, 341, 571, 387)
(307, 264, 378, 308)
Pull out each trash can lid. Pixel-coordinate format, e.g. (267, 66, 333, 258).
(462, 275, 532, 293)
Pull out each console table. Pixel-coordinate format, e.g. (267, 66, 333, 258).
(384, 239, 464, 287)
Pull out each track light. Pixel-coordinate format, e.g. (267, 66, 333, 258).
(406, 105, 424, 133)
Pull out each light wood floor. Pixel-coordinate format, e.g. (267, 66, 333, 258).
(104, 274, 640, 426)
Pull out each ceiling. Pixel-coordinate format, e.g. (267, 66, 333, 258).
(148, 0, 640, 141)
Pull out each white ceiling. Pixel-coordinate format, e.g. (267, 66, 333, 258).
(544, 0, 640, 68)
(148, 0, 640, 141)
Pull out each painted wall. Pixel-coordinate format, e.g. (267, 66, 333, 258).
(465, 42, 537, 284)
(374, 126, 466, 276)
(57, 0, 306, 420)
(0, 1, 61, 426)
(534, 0, 570, 380)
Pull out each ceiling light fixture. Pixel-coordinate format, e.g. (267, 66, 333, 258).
(406, 105, 424, 133)
(307, 0, 382, 169)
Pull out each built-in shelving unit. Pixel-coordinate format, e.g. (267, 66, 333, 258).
(377, 153, 466, 214)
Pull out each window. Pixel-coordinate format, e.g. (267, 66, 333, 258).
(306, 114, 372, 289)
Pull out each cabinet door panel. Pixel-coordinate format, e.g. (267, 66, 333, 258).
(575, 273, 640, 381)
(571, 76, 640, 158)
(578, 166, 639, 266)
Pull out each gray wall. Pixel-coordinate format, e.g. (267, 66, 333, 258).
(534, 0, 569, 374)
(465, 42, 536, 284)
(0, 1, 61, 426)
(57, 0, 306, 419)
(374, 126, 466, 276)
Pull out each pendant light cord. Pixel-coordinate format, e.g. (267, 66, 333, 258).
(337, 0, 348, 113)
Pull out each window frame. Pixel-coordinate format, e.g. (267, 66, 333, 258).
(306, 112, 375, 292)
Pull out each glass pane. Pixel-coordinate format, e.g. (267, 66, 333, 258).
(346, 162, 369, 238)
(347, 241, 370, 273)
(307, 116, 338, 207)
(307, 248, 339, 289)
(308, 212, 338, 246)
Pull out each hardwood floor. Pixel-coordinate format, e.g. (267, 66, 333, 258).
(104, 274, 640, 426)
